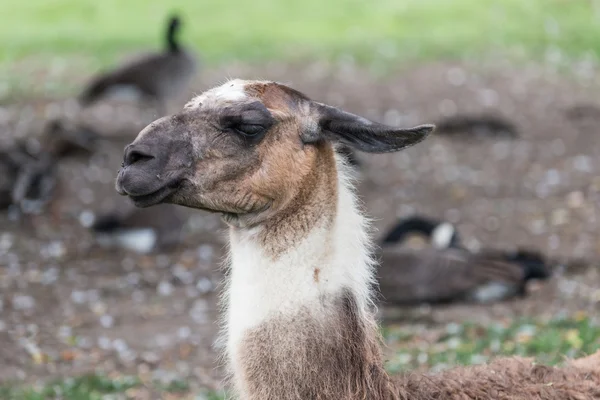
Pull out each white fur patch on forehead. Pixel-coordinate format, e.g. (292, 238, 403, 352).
(185, 79, 268, 110)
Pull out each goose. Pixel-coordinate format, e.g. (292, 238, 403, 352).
(434, 113, 518, 139)
(377, 215, 550, 305)
(78, 15, 197, 115)
(1, 119, 99, 214)
(89, 203, 186, 254)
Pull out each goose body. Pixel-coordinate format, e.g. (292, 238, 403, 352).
(377, 216, 550, 305)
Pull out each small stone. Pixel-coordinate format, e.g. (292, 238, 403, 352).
(445, 323, 462, 335)
(197, 245, 214, 262)
(0, 233, 14, 252)
(41, 267, 59, 285)
(78, 210, 95, 228)
(12, 294, 35, 310)
(173, 264, 194, 285)
(58, 326, 72, 340)
(45, 241, 66, 259)
(189, 299, 209, 324)
(566, 191, 584, 209)
(91, 302, 107, 315)
(99, 315, 114, 328)
(77, 336, 93, 349)
(112, 339, 128, 353)
(447, 337, 461, 349)
(141, 351, 160, 365)
(196, 278, 213, 294)
(98, 336, 112, 350)
(71, 290, 87, 304)
(178, 326, 192, 340)
(551, 209, 569, 226)
(157, 281, 173, 297)
(545, 169, 560, 186)
(573, 155, 592, 173)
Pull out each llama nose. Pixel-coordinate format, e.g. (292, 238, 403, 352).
(123, 145, 156, 167)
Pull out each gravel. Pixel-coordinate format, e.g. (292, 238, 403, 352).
(1, 59, 600, 391)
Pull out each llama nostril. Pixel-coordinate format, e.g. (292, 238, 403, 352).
(124, 148, 155, 166)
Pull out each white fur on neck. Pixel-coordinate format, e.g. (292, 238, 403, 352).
(223, 154, 375, 376)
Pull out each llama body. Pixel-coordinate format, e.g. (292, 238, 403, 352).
(115, 79, 600, 400)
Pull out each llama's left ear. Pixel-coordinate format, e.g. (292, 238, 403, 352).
(303, 102, 434, 153)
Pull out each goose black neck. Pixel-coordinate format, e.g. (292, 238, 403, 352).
(502, 249, 551, 281)
(166, 16, 181, 52)
(381, 216, 442, 245)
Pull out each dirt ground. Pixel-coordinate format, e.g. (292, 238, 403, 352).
(1, 59, 600, 391)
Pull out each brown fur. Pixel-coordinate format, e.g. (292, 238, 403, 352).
(255, 139, 337, 257)
(237, 290, 397, 400)
(395, 356, 600, 400)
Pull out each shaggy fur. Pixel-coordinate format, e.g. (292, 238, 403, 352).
(396, 353, 600, 400)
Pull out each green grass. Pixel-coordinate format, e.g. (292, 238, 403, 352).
(2, 0, 600, 67)
(3, 316, 599, 399)
(1, 0, 599, 100)
(0, 375, 223, 400)
(384, 315, 600, 374)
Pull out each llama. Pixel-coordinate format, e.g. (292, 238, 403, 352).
(115, 79, 600, 400)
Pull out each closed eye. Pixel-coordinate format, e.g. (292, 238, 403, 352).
(233, 124, 265, 137)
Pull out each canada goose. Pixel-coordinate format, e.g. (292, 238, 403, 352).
(377, 216, 550, 305)
(79, 15, 197, 114)
(434, 113, 518, 139)
(0, 145, 31, 210)
(89, 203, 186, 254)
(1, 119, 99, 214)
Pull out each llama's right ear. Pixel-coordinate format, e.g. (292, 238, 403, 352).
(302, 102, 434, 153)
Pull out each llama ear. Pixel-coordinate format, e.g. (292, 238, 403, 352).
(303, 103, 434, 153)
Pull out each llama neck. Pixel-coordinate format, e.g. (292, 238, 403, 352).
(224, 159, 394, 399)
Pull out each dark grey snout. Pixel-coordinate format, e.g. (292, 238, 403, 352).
(115, 116, 195, 207)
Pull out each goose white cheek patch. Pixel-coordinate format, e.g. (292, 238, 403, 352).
(431, 222, 456, 249)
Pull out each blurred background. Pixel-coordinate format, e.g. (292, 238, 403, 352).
(1, 0, 600, 398)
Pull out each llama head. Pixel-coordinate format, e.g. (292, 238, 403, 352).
(115, 79, 434, 226)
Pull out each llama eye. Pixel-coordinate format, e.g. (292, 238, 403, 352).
(234, 124, 265, 137)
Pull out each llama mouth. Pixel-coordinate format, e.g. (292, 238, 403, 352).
(127, 181, 181, 208)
